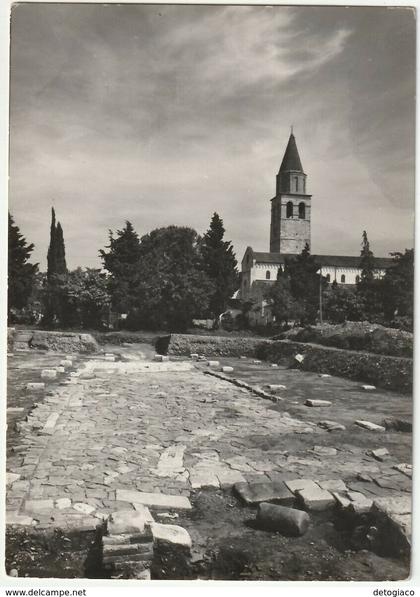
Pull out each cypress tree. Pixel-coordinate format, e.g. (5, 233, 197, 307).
(201, 212, 239, 317)
(55, 221, 67, 274)
(44, 207, 68, 325)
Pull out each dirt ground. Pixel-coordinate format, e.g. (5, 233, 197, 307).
(5, 344, 412, 580)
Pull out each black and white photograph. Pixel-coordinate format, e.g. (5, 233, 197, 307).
(4, 1, 415, 585)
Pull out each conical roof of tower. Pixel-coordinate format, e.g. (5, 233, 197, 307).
(279, 133, 304, 173)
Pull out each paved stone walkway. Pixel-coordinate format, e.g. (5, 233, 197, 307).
(6, 348, 411, 539)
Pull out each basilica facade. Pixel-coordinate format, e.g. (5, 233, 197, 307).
(240, 132, 392, 321)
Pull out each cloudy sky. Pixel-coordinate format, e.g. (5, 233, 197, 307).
(9, 3, 415, 270)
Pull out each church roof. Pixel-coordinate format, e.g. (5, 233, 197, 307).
(279, 133, 304, 173)
(252, 251, 394, 269)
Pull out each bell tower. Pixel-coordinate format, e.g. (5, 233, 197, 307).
(270, 131, 312, 254)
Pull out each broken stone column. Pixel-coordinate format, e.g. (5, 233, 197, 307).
(102, 509, 154, 579)
(256, 502, 310, 537)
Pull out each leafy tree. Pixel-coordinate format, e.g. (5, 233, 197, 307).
(285, 243, 323, 325)
(381, 249, 414, 324)
(8, 213, 38, 319)
(130, 226, 212, 331)
(323, 282, 364, 323)
(54, 268, 111, 329)
(266, 274, 304, 327)
(201, 213, 239, 317)
(99, 221, 142, 313)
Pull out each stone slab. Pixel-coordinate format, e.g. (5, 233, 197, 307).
(24, 499, 54, 514)
(41, 369, 57, 379)
(355, 420, 385, 432)
(312, 446, 337, 456)
(107, 508, 154, 535)
(221, 366, 234, 373)
(318, 420, 346, 431)
(317, 479, 347, 492)
(39, 412, 60, 435)
(285, 479, 319, 494)
(305, 399, 332, 407)
(151, 522, 192, 549)
(7, 512, 34, 526)
(26, 383, 45, 391)
(116, 490, 192, 510)
(234, 481, 295, 506)
(296, 486, 335, 511)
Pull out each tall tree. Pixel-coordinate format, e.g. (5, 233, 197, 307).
(381, 249, 414, 325)
(44, 207, 68, 325)
(130, 226, 212, 331)
(99, 221, 142, 313)
(356, 230, 382, 320)
(358, 230, 375, 288)
(8, 213, 38, 319)
(201, 213, 239, 317)
(285, 243, 322, 325)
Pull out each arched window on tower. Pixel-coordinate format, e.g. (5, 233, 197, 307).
(341, 274, 346, 284)
(266, 271, 271, 280)
(298, 202, 305, 219)
(286, 201, 293, 218)
(294, 176, 299, 192)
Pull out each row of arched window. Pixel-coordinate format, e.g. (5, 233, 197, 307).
(286, 201, 306, 219)
(264, 270, 358, 284)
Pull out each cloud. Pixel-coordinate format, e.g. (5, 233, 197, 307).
(8, 5, 415, 269)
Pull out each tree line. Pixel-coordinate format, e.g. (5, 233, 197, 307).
(8, 210, 239, 331)
(266, 233, 414, 331)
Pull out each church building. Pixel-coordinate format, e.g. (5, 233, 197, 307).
(240, 131, 393, 323)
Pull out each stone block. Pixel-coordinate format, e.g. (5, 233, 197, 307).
(240, 356, 247, 359)
(256, 502, 310, 536)
(55, 366, 65, 373)
(368, 448, 390, 461)
(60, 359, 73, 367)
(103, 550, 153, 565)
(116, 490, 192, 511)
(215, 469, 246, 488)
(362, 385, 376, 391)
(39, 412, 60, 435)
(332, 491, 351, 509)
(265, 384, 287, 391)
(319, 374, 331, 378)
(7, 407, 24, 414)
(221, 366, 234, 373)
(393, 463, 412, 478)
(233, 481, 295, 506)
(312, 446, 337, 456)
(73, 502, 96, 515)
(372, 496, 411, 517)
(317, 479, 347, 492)
(55, 498, 72, 510)
(190, 353, 199, 359)
(318, 420, 346, 431)
(294, 354, 305, 363)
(6, 512, 34, 526)
(285, 479, 319, 495)
(103, 543, 154, 558)
(107, 508, 154, 535)
(271, 364, 279, 368)
(296, 486, 335, 511)
(6, 473, 20, 486)
(207, 360, 220, 367)
(252, 360, 262, 364)
(347, 491, 373, 514)
(41, 369, 57, 379)
(355, 420, 385, 432)
(305, 399, 332, 407)
(26, 383, 45, 391)
(24, 499, 54, 514)
(154, 354, 169, 362)
(151, 523, 192, 550)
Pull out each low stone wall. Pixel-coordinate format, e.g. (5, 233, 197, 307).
(157, 334, 270, 358)
(10, 329, 98, 353)
(256, 340, 412, 394)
